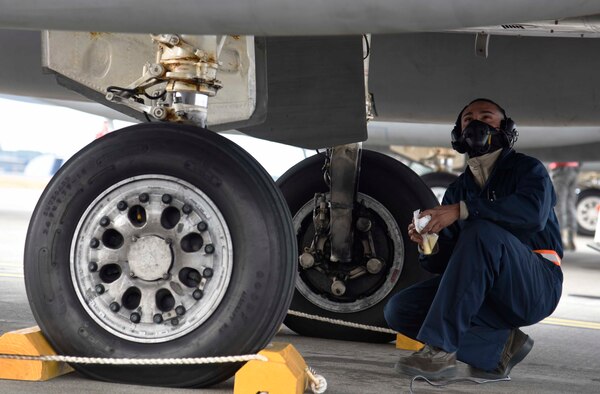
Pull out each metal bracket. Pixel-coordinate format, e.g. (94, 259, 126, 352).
(475, 32, 490, 58)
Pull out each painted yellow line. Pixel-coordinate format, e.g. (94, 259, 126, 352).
(541, 317, 600, 330)
(0, 273, 24, 278)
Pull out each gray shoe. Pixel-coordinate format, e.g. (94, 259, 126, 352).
(470, 328, 534, 379)
(395, 344, 457, 380)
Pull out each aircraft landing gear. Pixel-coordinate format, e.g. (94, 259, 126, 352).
(278, 149, 438, 343)
(24, 123, 296, 387)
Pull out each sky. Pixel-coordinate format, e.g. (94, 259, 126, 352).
(0, 97, 312, 178)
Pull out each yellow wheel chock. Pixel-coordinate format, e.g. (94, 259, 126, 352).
(0, 326, 73, 381)
(234, 342, 326, 394)
(395, 333, 424, 352)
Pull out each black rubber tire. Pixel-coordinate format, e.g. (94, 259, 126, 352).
(420, 172, 459, 203)
(576, 188, 600, 236)
(277, 150, 438, 343)
(24, 124, 296, 387)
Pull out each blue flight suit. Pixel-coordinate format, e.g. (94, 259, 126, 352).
(384, 148, 563, 371)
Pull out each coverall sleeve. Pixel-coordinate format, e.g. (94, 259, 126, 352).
(464, 159, 553, 232)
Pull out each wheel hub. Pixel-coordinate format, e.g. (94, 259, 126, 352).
(128, 235, 173, 281)
(70, 175, 233, 343)
(293, 192, 404, 313)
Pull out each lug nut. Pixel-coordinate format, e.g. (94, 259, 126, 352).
(99, 216, 110, 227)
(175, 305, 186, 316)
(182, 204, 192, 214)
(161, 194, 172, 204)
(366, 258, 384, 274)
(88, 261, 98, 272)
(139, 193, 149, 203)
(130, 312, 141, 323)
(109, 302, 120, 312)
(90, 238, 100, 248)
(205, 244, 215, 254)
(203, 267, 213, 278)
(193, 289, 204, 300)
(331, 279, 346, 296)
(117, 201, 128, 211)
(299, 252, 315, 269)
(356, 217, 372, 232)
(197, 221, 208, 232)
(95, 284, 105, 294)
(162, 273, 170, 280)
(153, 314, 163, 324)
(171, 318, 179, 326)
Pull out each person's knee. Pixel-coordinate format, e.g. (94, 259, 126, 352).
(384, 296, 401, 330)
(384, 293, 413, 332)
(460, 220, 509, 244)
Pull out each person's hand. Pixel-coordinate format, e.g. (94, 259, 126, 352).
(407, 222, 424, 245)
(419, 203, 460, 234)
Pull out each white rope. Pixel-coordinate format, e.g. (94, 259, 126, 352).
(306, 366, 328, 394)
(287, 309, 397, 334)
(0, 353, 267, 365)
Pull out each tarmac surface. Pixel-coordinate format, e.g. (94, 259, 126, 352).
(2, 200, 600, 393)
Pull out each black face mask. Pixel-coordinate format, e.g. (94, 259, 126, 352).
(461, 120, 505, 157)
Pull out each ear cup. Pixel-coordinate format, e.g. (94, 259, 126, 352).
(451, 124, 467, 153)
(500, 117, 518, 147)
(451, 110, 467, 153)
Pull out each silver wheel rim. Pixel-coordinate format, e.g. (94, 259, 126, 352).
(577, 195, 600, 232)
(70, 175, 232, 343)
(293, 193, 405, 313)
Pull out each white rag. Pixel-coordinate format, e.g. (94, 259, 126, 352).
(413, 209, 439, 255)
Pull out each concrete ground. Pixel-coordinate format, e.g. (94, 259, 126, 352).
(1, 188, 600, 393)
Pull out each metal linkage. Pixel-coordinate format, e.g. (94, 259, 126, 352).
(106, 34, 226, 127)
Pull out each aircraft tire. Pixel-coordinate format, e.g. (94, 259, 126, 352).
(24, 124, 296, 387)
(420, 171, 459, 203)
(576, 188, 600, 236)
(277, 150, 438, 343)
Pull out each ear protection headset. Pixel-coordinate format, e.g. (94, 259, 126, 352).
(451, 98, 518, 153)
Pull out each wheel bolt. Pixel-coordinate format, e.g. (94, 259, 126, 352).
(161, 194, 172, 204)
(203, 267, 213, 278)
(88, 261, 98, 272)
(90, 238, 100, 248)
(117, 201, 128, 211)
(171, 318, 179, 326)
(153, 314, 163, 324)
(95, 284, 105, 294)
(175, 305, 186, 316)
(99, 216, 110, 227)
(130, 312, 141, 323)
(162, 273, 170, 280)
(109, 302, 120, 312)
(138, 193, 149, 203)
(197, 221, 208, 232)
(182, 204, 192, 214)
(193, 289, 203, 300)
(205, 244, 215, 254)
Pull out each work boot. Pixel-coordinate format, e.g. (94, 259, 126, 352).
(469, 328, 534, 379)
(395, 344, 457, 380)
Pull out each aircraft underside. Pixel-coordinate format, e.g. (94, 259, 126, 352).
(5, 6, 600, 387)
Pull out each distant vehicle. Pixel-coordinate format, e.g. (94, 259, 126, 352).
(0, 149, 42, 173)
(23, 154, 63, 177)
